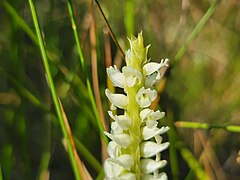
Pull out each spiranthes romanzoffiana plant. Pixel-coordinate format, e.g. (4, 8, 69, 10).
(104, 32, 170, 180)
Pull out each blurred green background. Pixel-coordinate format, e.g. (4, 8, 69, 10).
(1, 0, 240, 179)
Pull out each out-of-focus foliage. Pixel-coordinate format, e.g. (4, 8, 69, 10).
(0, 0, 240, 179)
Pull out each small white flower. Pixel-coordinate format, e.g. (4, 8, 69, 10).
(140, 108, 165, 128)
(104, 131, 131, 148)
(141, 126, 170, 140)
(143, 58, 169, 76)
(141, 159, 167, 174)
(107, 65, 125, 88)
(136, 87, 157, 108)
(107, 141, 118, 158)
(140, 141, 170, 158)
(122, 66, 142, 87)
(105, 89, 128, 109)
(104, 159, 123, 179)
(110, 121, 123, 134)
(108, 154, 134, 170)
(143, 59, 169, 87)
(108, 111, 132, 130)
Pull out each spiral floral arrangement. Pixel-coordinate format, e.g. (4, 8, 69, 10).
(104, 32, 170, 180)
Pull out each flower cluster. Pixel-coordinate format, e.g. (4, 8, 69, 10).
(104, 32, 170, 180)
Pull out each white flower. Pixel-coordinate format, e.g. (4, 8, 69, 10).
(108, 111, 132, 130)
(104, 33, 169, 178)
(110, 121, 123, 134)
(105, 89, 128, 109)
(143, 58, 169, 76)
(140, 141, 170, 158)
(122, 66, 142, 87)
(140, 108, 165, 128)
(143, 59, 169, 87)
(107, 141, 118, 158)
(107, 65, 125, 88)
(108, 154, 134, 170)
(141, 126, 170, 140)
(141, 159, 167, 174)
(104, 159, 123, 179)
(136, 87, 157, 108)
(104, 131, 131, 148)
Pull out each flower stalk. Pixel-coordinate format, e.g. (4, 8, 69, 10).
(104, 32, 170, 179)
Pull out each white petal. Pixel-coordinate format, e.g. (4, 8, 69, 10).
(108, 111, 132, 130)
(104, 159, 123, 178)
(122, 66, 142, 87)
(149, 110, 165, 121)
(143, 59, 169, 76)
(142, 172, 168, 180)
(107, 141, 118, 158)
(111, 121, 123, 134)
(105, 89, 128, 109)
(140, 109, 153, 120)
(146, 120, 158, 128)
(104, 131, 131, 148)
(107, 65, 125, 88)
(141, 126, 170, 140)
(108, 154, 134, 170)
(140, 109, 165, 128)
(136, 87, 157, 108)
(140, 141, 170, 158)
(141, 109, 165, 121)
(141, 159, 167, 173)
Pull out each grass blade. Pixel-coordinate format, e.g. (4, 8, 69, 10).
(94, 0, 125, 57)
(175, 121, 240, 133)
(175, 0, 220, 62)
(28, 0, 82, 179)
(176, 142, 210, 180)
(67, 0, 108, 144)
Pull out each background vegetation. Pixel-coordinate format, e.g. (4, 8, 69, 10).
(1, 0, 240, 179)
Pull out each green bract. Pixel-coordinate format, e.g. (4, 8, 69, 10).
(105, 32, 169, 180)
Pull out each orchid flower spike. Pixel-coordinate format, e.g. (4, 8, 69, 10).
(105, 32, 170, 180)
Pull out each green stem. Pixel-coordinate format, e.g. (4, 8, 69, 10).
(127, 87, 141, 179)
(175, 142, 210, 180)
(175, 121, 240, 133)
(3, 1, 39, 45)
(124, 0, 135, 37)
(175, 0, 220, 62)
(67, 0, 108, 144)
(28, 1, 81, 179)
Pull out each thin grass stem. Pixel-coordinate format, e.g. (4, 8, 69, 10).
(94, 0, 125, 57)
(175, 141, 210, 180)
(175, 0, 220, 62)
(28, 0, 82, 179)
(67, 0, 108, 144)
(4, 1, 38, 45)
(175, 121, 240, 133)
